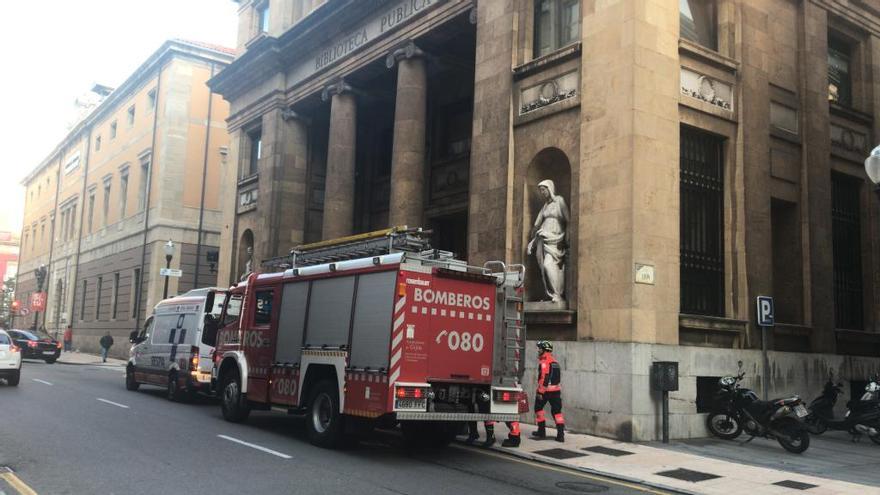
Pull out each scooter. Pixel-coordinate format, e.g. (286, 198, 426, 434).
(805, 374, 880, 444)
(706, 368, 811, 454)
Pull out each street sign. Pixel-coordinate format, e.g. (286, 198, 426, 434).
(160, 268, 183, 278)
(30, 292, 47, 312)
(19, 307, 30, 316)
(756, 296, 774, 327)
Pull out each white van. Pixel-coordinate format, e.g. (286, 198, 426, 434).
(126, 288, 225, 400)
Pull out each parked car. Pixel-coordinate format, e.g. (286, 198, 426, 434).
(8, 329, 61, 363)
(0, 330, 22, 386)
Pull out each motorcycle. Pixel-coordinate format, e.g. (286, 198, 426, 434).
(706, 371, 811, 453)
(805, 374, 880, 444)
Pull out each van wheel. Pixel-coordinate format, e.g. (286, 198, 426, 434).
(220, 370, 250, 423)
(125, 366, 140, 391)
(306, 380, 344, 448)
(7, 370, 20, 387)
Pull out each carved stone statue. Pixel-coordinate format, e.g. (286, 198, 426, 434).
(527, 179, 569, 304)
(240, 246, 254, 281)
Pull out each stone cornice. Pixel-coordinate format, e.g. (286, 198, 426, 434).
(812, 0, 880, 36)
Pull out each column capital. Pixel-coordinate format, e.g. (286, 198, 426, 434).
(280, 107, 311, 125)
(321, 78, 356, 102)
(385, 41, 425, 69)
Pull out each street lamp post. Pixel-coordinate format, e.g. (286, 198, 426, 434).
(163, 240, 175, 300)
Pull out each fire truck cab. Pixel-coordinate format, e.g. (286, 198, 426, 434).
(209, 228, 526, 448)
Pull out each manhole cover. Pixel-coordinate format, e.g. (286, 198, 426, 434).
(534, 448, 588, 460)
(774, 480, 818, 490)
(555, 481, 609, 493)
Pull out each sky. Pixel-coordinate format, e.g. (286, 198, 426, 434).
(0, 0, 239, 234)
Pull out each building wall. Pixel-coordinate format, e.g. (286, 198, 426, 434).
(17, 41, 232, 344)
(212, 0, 880, 440)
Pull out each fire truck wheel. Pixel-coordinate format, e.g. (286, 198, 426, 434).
(220, 370, 250, 423)
(306, 380, 344, 448)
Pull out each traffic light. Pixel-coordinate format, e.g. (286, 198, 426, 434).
(11, 300, 20, 314)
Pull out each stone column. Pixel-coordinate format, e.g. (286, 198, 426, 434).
(386, 42, 427, 228)
(321, 80, 357, 240)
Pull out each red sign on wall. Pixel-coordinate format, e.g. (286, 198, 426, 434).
(30, 292, 47, 312)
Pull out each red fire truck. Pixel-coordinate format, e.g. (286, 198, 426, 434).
(207, 228, 526, 448)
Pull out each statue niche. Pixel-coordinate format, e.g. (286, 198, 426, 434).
(525, 148, 572, 310)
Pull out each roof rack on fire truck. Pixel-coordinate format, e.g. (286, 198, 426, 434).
(260, 226, 434, 271)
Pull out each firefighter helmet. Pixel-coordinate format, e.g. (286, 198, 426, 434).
(536, 340, 553, 353)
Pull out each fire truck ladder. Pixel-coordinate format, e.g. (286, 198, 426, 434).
(261, 227, 433, 270)
(484, 262, 526, 383)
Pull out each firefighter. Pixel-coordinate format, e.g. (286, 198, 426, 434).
(531, 340, 564, 442)
(465, 420, 521, 448)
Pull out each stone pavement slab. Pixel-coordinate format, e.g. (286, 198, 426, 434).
(54, 350, 126, 367)
(459, 422, 880, 494)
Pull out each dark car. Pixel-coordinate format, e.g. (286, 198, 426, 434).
(8, 329, 61, 363)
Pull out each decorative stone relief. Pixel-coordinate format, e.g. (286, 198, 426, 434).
(238, 184, 258, 213)
(681, 68, 733, 111)
(520, 71, 579, 115)
(830, 124, 868, 154)
(527, 179, 569, 307)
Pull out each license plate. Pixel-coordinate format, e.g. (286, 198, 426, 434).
(794, 405, 808, 417)
(395, 398, 427, 410)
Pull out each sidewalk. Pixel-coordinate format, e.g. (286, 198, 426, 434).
(55, 350, 126, 367)
(459, 422, 880, 495)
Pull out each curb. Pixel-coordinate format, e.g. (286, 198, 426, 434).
(454, 439, 698, 495)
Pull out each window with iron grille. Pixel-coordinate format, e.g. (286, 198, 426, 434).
(832, 173, 863, 330)
(680, 127, 724, 316)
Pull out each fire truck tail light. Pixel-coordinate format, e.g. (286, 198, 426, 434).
(493, 390, 521, 403)
(398, 283, 406, 297)
(396, 386, 428, 399)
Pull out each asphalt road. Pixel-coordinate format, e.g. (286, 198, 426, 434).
(0, 360, 665, 495)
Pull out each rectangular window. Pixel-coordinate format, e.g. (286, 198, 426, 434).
(68, 205, 76, 241)
(828, 35, 853, 107)
(95, 276, 103, 320)
(254, 290, 275, 325)
(832, 173, 863, 330)
(112, 272, 120, 319)
(87, 193, 95, 233)
(120, 173, 129, 219)
(148, 88, 157, 110)
(80, 280, 87, 320)
(680, 0, 717, 51)
(680, 126, 724, 316)
(95, 135, 102, 152)
(247, 127, 262, 177)
(138, 160, 149, 211)
(103, 180, 111, 227)
(534, 0, 580, 58)
(131, 268, 141, 319)
(127, 105, 135, 126)
(257, 2, 270, 33)
(110, 121, 117, 139)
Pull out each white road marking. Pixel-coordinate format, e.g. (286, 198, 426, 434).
(90, 366, 126, 373)
(32, 379, 53, 386)
(96, 398, 130, 409)
(217, 435, 292, 459)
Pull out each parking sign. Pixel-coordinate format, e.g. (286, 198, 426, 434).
(756, 296, 774, 327)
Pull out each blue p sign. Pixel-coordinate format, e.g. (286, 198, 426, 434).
(757, 296, 775, 327)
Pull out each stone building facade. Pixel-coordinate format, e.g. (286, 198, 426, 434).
(17, 40, 233, 357)
(212, 0, 880, 440)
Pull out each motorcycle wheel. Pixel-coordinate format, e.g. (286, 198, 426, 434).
(707, 412, 742, 440)
(777, 424, 810, 454)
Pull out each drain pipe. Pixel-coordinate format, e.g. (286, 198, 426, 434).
(193, 62, 216, 289)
